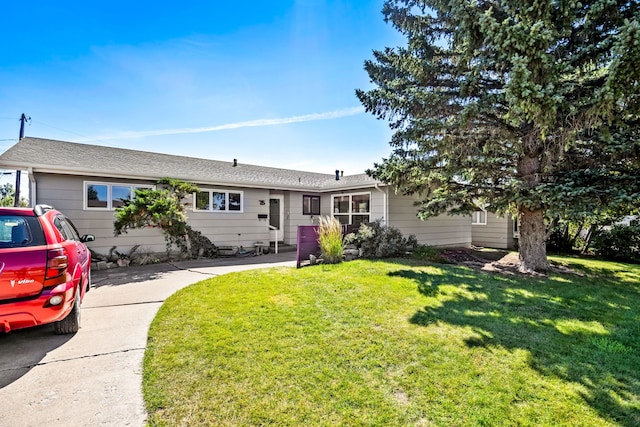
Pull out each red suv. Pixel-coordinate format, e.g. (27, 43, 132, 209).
(0, 205, 94, 334)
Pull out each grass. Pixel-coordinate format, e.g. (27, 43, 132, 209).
(143, 256, 640, 426)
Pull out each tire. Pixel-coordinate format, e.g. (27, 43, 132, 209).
(85, 270, 92, 293)
(54, 285, 82, 335)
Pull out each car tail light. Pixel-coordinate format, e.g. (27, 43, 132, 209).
(46, 248, 68, 279)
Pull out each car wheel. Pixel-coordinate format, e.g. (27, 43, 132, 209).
(54, 285, 82, 335)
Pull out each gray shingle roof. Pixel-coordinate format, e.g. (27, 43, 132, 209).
(0, 137, 379, 191)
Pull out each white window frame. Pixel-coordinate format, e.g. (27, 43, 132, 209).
(331, 192, 371, 225)
(84, 181, 154, 211)
(472, 210, 487, 225)
(194, 189, 244, 213)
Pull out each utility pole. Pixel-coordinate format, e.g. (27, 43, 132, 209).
(14, 114, 30, 207)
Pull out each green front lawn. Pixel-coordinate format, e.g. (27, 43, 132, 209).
(143, 257, 640, 426)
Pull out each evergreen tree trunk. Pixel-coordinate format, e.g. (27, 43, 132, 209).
(518, 152, 549, 272)
(518, 208, 549, 273)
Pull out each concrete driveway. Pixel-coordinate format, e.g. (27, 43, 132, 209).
(0, 252, 297, 427)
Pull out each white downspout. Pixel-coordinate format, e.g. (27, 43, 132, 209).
(374, 183, 388, 225)
(28, 167, 36, 207)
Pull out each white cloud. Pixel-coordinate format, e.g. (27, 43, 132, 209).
(80, 107, 365, 141)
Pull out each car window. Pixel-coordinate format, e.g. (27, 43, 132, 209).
(54, 215, 82, 242)
(53, 216, 71, 241)
(64, 217, 83, 241)
(61, 217, 81, 241)
(0, 215, 46, 247)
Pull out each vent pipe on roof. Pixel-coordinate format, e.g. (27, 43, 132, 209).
(341, 171, 344, 177)
(335, 170, 340, 180)
(233, 159, 238, 167)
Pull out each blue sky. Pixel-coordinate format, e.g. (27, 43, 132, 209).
(0, 1, 404, 177)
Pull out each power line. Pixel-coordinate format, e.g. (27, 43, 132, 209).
(7, 116, 124, 148)
(30, 119, 120, 147)
(31, 119, 96, 140)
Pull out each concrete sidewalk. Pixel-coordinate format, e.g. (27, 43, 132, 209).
(0, 252, 297, 427)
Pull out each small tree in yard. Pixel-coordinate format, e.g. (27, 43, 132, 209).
(0, 183, 28, 207)
(114, 178, 217, 258)
(357, 0, 640, 272)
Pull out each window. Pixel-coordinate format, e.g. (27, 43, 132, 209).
(54, 215, 81, 241)
(303, 195, 320, 215)
(332, 192, 370, 227)
(195, 189, 243, 212)
(112, 186, 133, 209)
(472, 210, 487, 225)
(229, 192, 241, 211)
(85, 182, 153, 210)
(0, 215, 46, 247)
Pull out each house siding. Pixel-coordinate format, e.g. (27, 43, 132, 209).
(386, 191, 471, 247)
(283, 192, 323, 245)
(187, 187, 271, 249)
(472, 212, 515, 249)
(34, 173, 166, 255)
(30, 168, 472, 255)
(34, 173, 281, 254)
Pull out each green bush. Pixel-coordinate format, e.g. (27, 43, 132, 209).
(317, 216, 343, 264)
(547, 224, 574, 253)
(592, 222, 640, 263)
(344, 220, 417, 259)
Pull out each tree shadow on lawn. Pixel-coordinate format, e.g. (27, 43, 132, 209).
(552, 257, 640, 284)
(392, 264, 640, 425)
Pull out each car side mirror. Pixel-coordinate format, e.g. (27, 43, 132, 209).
(81, 234, 95, 243)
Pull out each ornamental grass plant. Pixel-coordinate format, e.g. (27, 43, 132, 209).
(317, 215, 343, 264)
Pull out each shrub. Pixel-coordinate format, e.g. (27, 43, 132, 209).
(114, 177, 217, 258)
(592, 223, 640, 263)
(547, 224, 574, 253)
(317, 216, 343, 264)
(344, 220, 417, 259)
(546, 222, 587, 254)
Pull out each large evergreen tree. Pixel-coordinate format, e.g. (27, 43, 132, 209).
(357, 0, 640, 272)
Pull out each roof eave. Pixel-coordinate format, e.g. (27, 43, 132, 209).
(0, 162, 337, 192)
(319, 183, 386, 193)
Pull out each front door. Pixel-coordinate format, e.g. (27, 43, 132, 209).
(269, 195, 284, 242)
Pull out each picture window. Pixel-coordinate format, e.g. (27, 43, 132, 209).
(195, 190, 244, 212)
(85, 182, 153, 210)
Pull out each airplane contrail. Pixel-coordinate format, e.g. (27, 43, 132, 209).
(81, 106, 365, 141)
